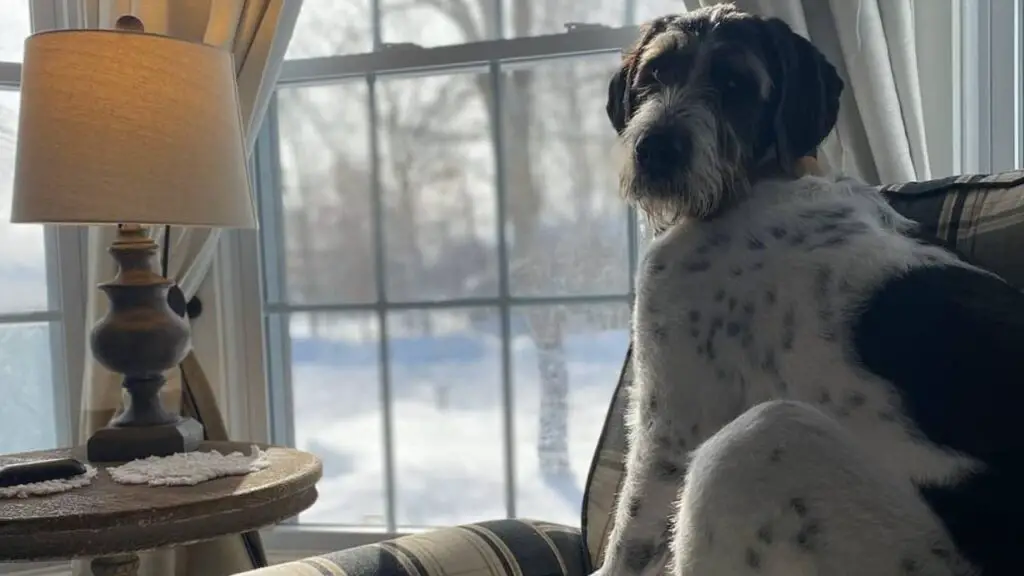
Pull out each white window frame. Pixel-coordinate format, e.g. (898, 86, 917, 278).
(958, 0, 1024, 174)
(0, 3, 90, 573)
(0, 0, 89, 456)
(219, 0, 1013, 559)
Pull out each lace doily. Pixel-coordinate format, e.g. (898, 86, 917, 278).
(0, 464, 98, 499)
(107, 445, 271, 486)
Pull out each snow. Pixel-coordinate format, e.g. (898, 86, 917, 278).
(291, 330, 627, 530)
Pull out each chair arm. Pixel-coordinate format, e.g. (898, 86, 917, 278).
(236, 519, 588, 576)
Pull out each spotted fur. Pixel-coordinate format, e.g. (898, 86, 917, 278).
(599, 175, 980, 576)
(674, 400, 975, 576)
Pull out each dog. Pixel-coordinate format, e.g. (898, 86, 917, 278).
(598, 4, 1024, 575)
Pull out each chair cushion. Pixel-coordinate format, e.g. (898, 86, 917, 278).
(579, 169, 1024, 569)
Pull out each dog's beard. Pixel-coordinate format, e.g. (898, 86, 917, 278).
(618, 90, 748, 230)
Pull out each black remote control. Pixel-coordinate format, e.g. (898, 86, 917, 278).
(0, 458, 88, 488)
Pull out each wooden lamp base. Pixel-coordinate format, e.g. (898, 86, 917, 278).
(86, 224, 204, 463)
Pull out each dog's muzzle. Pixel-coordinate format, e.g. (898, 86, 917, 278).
(633, 127, 692, 180)
(620, 91, 738, 223)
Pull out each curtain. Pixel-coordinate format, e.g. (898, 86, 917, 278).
(73, 1, 301, 575)
(681, 0, 933, 184)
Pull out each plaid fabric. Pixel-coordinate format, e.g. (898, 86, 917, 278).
(241, 520, 587, 576)
(882, 171, 1024, 285)
(579, 170, 1024, 570)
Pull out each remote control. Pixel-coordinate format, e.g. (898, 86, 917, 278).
(0, 457, 88, 488)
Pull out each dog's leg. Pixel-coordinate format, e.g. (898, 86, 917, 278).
(671, 400, 971, 576)
(597, 383, 691, 576)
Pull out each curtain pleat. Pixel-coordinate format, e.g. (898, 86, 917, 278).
(681, 0, 932, 183)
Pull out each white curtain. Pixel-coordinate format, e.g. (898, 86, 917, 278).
(73, 1, 301, 575)
(682, 0, 934, 184)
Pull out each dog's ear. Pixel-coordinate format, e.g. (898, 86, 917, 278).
(606, 63, 630, 134)
(758, 18, 843, 170)
(607, 21, 666, 135)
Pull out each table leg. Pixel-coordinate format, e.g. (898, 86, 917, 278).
(90, 554, 140, 576)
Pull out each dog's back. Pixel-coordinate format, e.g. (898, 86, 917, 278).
(635, 173, 1024, 574)
(635, 174, 977, 486)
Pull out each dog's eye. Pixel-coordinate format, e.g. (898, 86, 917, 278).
(637, 55, 676, 86)
(713, 69, 738, 89)
(711, 67, 750, 96)
(637, 64, 662, 85)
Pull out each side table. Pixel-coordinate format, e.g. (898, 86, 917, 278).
(0, 441, 322, 575)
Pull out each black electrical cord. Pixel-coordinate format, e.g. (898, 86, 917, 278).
(161, 226, 203, 319)
(159, 226, 266, 567)
(161, 225, 171, 278)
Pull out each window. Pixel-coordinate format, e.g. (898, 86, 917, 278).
(958, 0, 1024, 173)
(0, 1, 30, 62)
(238, 0, 1017, 554)
(252, 0, 653, 545)
(0, 1, 82, 457)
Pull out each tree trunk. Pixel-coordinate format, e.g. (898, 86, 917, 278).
(533, 308, 570, 476)
(501, 66, 572, 480)
(415, 0, 576, 482)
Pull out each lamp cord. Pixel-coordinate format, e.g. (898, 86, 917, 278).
(161, 228, 203, 439)
(161, 225, 171, 278)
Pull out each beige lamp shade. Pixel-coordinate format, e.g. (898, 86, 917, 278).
(11, 29, 256, 228)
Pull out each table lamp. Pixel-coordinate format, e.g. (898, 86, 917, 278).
(10, 17, 256, 462)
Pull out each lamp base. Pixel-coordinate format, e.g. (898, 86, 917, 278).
(86, 224, 204, 463)
(88, 417, 204, 463)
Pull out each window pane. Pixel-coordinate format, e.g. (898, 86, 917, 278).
(286, 312, 388, 526)
(0, 323, 58, 454)
(274, 82, 377, 306)
(381, 0, 496, 47)
(502, 0, 628, 37)
(635, 1, 688, 24)
(512, 302, 629, 526)
(389, 307, 505, 528)
(378, 72, 498, 302)
(0, 2, 31, 63)
(0, 90, 50, 313)
(286, 0, 373, 59)
(502, 55, 630, 297)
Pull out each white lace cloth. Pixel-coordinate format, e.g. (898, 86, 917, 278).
(107, 445, 271, 486)
(0, 464, 98, 499)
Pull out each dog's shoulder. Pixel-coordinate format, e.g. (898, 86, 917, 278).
(639, 173, 970, 318)
(744, 174, 908, 233)
(737, 174, 956, 277)
(646, 174, 929, 267)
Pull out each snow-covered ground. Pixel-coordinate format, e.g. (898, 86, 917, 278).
(292, 330, 627, 529)
(0, 317, 628, 531)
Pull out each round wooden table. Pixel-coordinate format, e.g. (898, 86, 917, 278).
(0, 442, 322, 575)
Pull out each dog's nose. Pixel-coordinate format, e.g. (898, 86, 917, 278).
(634, 130, 690, 176)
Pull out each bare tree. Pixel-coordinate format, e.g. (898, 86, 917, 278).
(283, 0, 624, 497)
(410, 0, 585, 483)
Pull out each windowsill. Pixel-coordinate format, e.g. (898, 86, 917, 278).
(0, 561, 70, 576)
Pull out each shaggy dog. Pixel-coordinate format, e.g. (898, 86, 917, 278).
(597, 5, 1023, 575)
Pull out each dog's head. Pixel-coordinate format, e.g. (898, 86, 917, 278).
(608, 4, 843, 226)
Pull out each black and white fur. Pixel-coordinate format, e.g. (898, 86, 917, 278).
(598, 5, 1024, 576)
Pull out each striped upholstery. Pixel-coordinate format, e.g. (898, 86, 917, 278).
(242, 520, 587, 576)
(579, 170, 1024, 569)
(882, 171, 1024, 286)
(240, 170, 1024, 576)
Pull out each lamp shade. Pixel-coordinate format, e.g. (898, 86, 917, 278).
(11, 29, 256, 228)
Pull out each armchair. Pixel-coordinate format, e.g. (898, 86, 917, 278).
(240, 170, 1024, 576)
